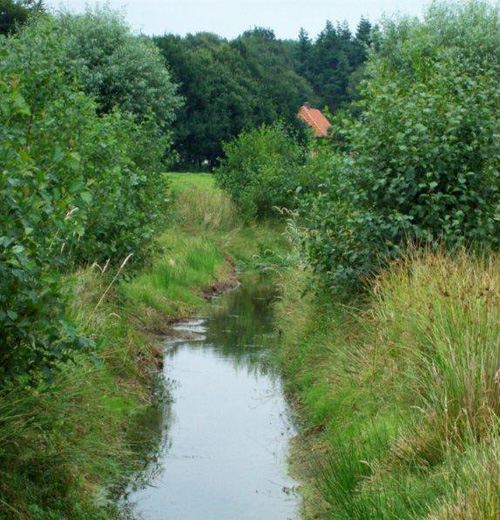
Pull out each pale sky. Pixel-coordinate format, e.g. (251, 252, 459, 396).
(43, 0, 431, 39)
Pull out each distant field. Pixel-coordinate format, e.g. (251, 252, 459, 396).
(166, 172, 219, 192)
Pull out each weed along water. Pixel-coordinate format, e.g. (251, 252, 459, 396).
(124, 275, 300, 520)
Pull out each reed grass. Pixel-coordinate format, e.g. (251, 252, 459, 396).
(277, 249, 500, 520)
(167, 172, 239, 231)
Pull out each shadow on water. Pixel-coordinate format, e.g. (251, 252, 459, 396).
(121, 273, 300, 520)
(190, 274, 279, 372)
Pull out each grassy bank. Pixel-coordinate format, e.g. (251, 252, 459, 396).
(276, 249, 500, 520)
(0, 173, 286, 520)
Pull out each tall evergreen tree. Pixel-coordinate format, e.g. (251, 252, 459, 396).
(296, 27, 312, 77)
(353, 17, 373, 65)
(295, 17, 373, 112)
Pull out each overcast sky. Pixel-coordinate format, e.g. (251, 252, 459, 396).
(43, 0, 431, 39)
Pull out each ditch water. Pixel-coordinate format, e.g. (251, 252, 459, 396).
(123, 274, 300, 520)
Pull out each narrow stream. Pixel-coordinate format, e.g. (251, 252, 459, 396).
(124, 275, 300, 520)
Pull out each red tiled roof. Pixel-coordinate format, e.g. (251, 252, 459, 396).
(298, 103, 331, 137)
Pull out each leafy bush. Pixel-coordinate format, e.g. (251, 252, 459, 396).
(215, 123, 308, 219)
(0, 25, 94, 379)
(55, 6, 182, 125)
(0, 16, 172, 380)
(297, 0, 500, 292)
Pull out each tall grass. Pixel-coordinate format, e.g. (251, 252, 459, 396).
(121, 231, 236, 332)
(167, 173, 239, 231)
(277, 249, 500, 520)
(374, 250, 500, 456)
(0, 267, 155, 520)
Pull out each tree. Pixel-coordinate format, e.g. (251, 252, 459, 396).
(0, 14, 174, 378)
(233, 28, 315, 123)
(55, 7, 182, 126)
(308, 21, 352, 110)
(0, 0, 43, 35)
(356, 17, 372, 46)
(155, 33, 261, 166)
(296, 28, 312, 77)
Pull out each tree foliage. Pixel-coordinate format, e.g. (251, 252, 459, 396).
(0, 0, 43, 35)
(0, 16, 172, 380)
(296, 18, 373, 112)
(56, 7, 182, 125)
(215, 123, 308, 220)
(155, 29, 315, 167)
(297, 0, 500, 293)
(154, 20, 373, 167)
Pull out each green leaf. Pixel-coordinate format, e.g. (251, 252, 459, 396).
(7, 310, 18, 320)
(80, 192, 93, 204)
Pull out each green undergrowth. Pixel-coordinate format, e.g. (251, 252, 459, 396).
(276, 249, 500, 520)
(0, 173, 287, 520)
(0, 265, 159, 520)
(123, 174, 291, 332)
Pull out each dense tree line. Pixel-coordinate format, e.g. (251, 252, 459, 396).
(154, 21, 373, 167)
(154, 29, 315, 167)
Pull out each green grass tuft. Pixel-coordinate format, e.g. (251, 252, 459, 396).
(277, 249, 500, 520)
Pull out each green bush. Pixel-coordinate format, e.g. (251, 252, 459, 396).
(55, 6, 182, 125)
(0, 16, 172, 380)
(297, 0, 500, 292)
(215, 123, 308, 219)
(0, 24, 94, 379)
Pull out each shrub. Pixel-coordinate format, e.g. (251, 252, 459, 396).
(55, 6, 182, 125)
(0, 16, 172, 380)
(297, 0, 500, 293)
(0, 24, 95, 379)
(215, 123, 307, 219)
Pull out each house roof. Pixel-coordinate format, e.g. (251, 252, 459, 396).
(298, 103, 331, 137)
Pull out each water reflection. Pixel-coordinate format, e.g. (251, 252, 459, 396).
(123, 274, 299, 520)
(203, 277, 279, 373)
(125, 378, 174, 494)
